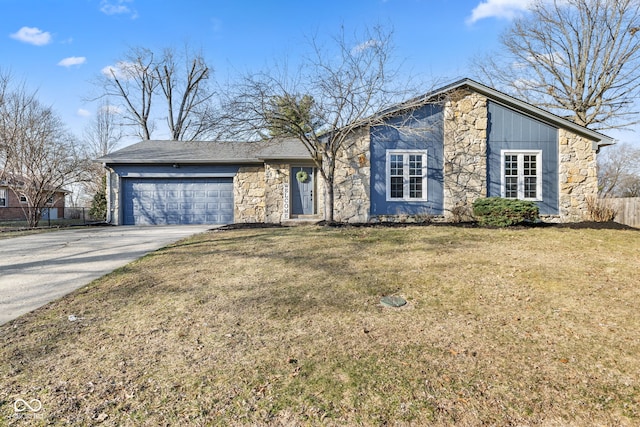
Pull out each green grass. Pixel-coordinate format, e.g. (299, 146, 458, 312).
(1, 225, 639, 426)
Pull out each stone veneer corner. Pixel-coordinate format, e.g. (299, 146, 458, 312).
(558, 129, 598, 221)
(234, 166, 266, 223)
(442, 90, 488, 221)
(332, 127, 371, 223)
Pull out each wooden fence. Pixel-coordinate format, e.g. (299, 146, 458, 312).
(604, 198, 640, 228)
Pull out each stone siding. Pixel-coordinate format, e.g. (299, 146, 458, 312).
(264, 163, 289, 223)
(442, 90, 488, 221)
(107, 170, 120, 225)
(558, 129, 598, 221)
(235, 162, 326, 224)
(332, 128, 371, 223)
(234, 166, 265, 223)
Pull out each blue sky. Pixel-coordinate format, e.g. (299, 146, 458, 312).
(1, 0, 636, 145)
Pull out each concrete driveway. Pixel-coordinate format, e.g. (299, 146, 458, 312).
(0, 225, 212, 325)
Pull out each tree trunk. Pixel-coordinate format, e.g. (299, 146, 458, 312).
(26, 206, 40, 228)
(324, 178, 335, 223)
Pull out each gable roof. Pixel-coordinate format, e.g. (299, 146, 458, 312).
(402, 78, 614, 147)
(95, 138, 313, 165)
(0, 172, 70, 194)
(97, 78, 614, 166)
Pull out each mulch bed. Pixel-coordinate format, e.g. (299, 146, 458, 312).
(215, 220, 637, 231)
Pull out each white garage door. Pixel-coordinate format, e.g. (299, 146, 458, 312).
(122, 178, 234, 225)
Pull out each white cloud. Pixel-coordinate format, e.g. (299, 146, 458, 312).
(101, 64, 118, 77)
(467, 0, 532, 24)
(101, 61, 140, 80)
(513, 78, 538, 90)
(77, 108, 92, 117)
(58, 56, 87, 67)
(531, 51, 567, 66)
(101, 104, 122, 115)
(351, 39, 382, 55)
(10, 26, 52, 46)
(101, 63, 125, 79)
(100, 0, 138, 19)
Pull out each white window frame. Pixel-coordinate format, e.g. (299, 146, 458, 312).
(500, 150, 542, 201)
(0, 188, 6, 208)
(385, 149, 428, 202)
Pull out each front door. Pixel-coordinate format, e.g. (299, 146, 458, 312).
(291, 166, 314, 215)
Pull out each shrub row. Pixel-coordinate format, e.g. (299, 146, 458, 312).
(472, 197, 539, 227)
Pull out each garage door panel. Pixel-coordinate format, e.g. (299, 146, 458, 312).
(123, 177, 234, 225)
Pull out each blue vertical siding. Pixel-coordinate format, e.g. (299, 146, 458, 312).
(487, 101, 559, 215)
(370, 104, 444, 216)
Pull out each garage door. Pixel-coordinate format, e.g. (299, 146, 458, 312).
(122, 178, 234, 225)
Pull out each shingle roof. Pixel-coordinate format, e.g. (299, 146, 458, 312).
(95, 138, 313, 164)
(96, 78, 614, 166)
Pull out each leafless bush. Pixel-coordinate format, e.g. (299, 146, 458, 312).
(586, 196, 617, 222)
(449, 205, 473, 223)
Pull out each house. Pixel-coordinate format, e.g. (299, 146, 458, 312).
(96, 78, 614, 226)
(0, 177, 67, 221)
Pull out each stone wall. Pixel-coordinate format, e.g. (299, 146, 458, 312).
(442, 90, 488, 221)
(558, 129, 598, 221)
(264, 163, 289, 223)
(234, 166, 265, 223)
(332, 127, 371, 223)
(107, 170, 120, 225)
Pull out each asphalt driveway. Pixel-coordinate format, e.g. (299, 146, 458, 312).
(0, 225, 212, 325)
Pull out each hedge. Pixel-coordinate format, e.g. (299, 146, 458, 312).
(472, 197, 540, 227)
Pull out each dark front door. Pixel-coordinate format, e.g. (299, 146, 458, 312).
(291, 167, 314, 215)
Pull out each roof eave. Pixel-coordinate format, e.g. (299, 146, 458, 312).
(258, 156, 315, 161)
(99, 158, 263, 165)
(454, 79, 615, 147)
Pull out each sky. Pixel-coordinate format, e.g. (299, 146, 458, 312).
(1, 0, 637, 146)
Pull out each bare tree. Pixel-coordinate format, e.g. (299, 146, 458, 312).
(157, 46, 217, 140)
(0, 73, 88, 227)
(82, 98, 122, 214)
(598, 142, 640, 196)
(84, 98, 122, 158)
(474, 0, 640, 130)
(97, 45, 216, 140)
(100, 47, 157, 140)
(222, 26, 423, 222)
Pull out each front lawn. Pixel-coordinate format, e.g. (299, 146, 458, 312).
(1, 225, 639, 426)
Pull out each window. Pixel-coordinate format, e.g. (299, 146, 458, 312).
(19, 194, 27, 204)
(501, 150, 542, 200)
(386, 150, 428, 201)
(0, 188, 6, 207)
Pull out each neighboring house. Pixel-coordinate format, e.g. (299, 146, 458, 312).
(0, 181, 67, 221)
(97, 78, 614, 226)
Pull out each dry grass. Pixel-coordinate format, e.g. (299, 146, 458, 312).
(1, 225, 639, 426)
